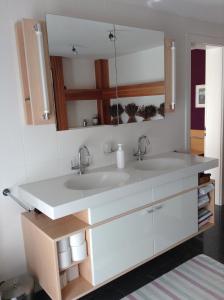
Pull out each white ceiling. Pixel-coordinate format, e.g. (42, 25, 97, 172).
(46, 14, 164, 58)
(116, 0, 224, 25)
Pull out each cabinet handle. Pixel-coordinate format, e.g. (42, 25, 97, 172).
(155, 205, 163, 210)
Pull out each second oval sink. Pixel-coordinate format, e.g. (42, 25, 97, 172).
(65, 171, 130, 191)
(134, 158, 187, 171)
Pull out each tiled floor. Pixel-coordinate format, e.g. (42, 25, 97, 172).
(35, 205, 224, 300)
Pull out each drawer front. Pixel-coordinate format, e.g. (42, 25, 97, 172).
(88, 207, 154, 285)
(89, 188, 153, 224)
(154, 189, 198, 254)
(153, 175, 198, 201)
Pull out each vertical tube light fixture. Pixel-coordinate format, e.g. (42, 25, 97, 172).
(171, 41, 176, 110)
(34, 23, 50, 120)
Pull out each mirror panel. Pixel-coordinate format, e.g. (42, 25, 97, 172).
(46, 14, 119, 129)
(46, 15, 165, 130)
(113, 24, 165, 124)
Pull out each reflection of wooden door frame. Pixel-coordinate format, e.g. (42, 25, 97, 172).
(50, 38, 175, 130)
(185, 33, 224, 205)
(50, 56, 165, 129)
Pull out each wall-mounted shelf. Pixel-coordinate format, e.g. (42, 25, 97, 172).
(51, 56, 167, 130)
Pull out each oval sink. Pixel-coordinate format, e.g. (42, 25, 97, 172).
(65, 171, 130, 190)
(134, 158, 187, 171)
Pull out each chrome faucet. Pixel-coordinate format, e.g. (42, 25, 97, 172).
(71, 145, 90, 175)
(134, 135, 150, 161)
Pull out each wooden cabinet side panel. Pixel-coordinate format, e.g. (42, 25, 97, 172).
(79, 230, 93, 284)
(21, 215, 61, 300)
(165, 38, 174, 112)
(15, 21, 33, 124)
(22, 19, 55, 125)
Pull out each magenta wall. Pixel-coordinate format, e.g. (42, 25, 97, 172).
(191, 49, 205, 130)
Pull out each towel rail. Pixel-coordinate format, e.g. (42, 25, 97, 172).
(2, 188, 34, 212)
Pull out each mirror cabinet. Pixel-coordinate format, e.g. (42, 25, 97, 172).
(15, 16, 175, 131)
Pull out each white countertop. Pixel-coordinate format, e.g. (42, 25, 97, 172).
(17, 152, 218, 219)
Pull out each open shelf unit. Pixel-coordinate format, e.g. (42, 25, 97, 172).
(197, 179, 215, 232)
(21, 212, 93, 300)
(62, 277, 93, 300)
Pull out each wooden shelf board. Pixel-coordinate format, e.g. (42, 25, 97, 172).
(62, 276, 93, 300)
(64, 81, 165, 102)
(59, 258, 88, 273)
(22, 212, 89, 241)
(103, 81, 165, 98)
(198, 222, 214, 234)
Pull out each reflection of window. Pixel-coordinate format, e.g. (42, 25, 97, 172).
(195, 85, 205, 108)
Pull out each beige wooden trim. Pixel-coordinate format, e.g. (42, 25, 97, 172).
(22, 215, 61, 300)
(79, 230, 93, 284)
(74, 210, 89, 224)
(22, 212, 88, 241)
(21, 19, 55, 125)
(62, 276, 93, 300)
(15, 21, 33, 124)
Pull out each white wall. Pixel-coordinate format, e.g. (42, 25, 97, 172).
(109, 46, 164, 86)
(1, 0, 224, 280)
(205, 47, 223, 205)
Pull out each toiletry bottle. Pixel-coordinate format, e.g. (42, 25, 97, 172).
(116, 144, 125, 169)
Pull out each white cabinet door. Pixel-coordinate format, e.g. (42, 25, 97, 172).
(88, 207, 154, 285)
(154, 189, 198, 254)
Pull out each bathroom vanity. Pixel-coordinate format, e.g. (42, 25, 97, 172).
(18, 152, 218, 300)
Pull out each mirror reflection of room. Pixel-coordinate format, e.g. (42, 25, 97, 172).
(111, 24, 165, 124)
(46, 15, 165, 130)
(47, 14, 117, 129)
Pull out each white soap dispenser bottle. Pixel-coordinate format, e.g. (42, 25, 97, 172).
(116, 144, 125, 169)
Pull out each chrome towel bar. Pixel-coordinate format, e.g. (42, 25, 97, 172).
(2, 188, 34, 212)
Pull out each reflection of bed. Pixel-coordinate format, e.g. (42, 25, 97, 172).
(190, 129, 205, 155)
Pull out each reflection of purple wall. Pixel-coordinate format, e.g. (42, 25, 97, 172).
(191, 49, 205, 130)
